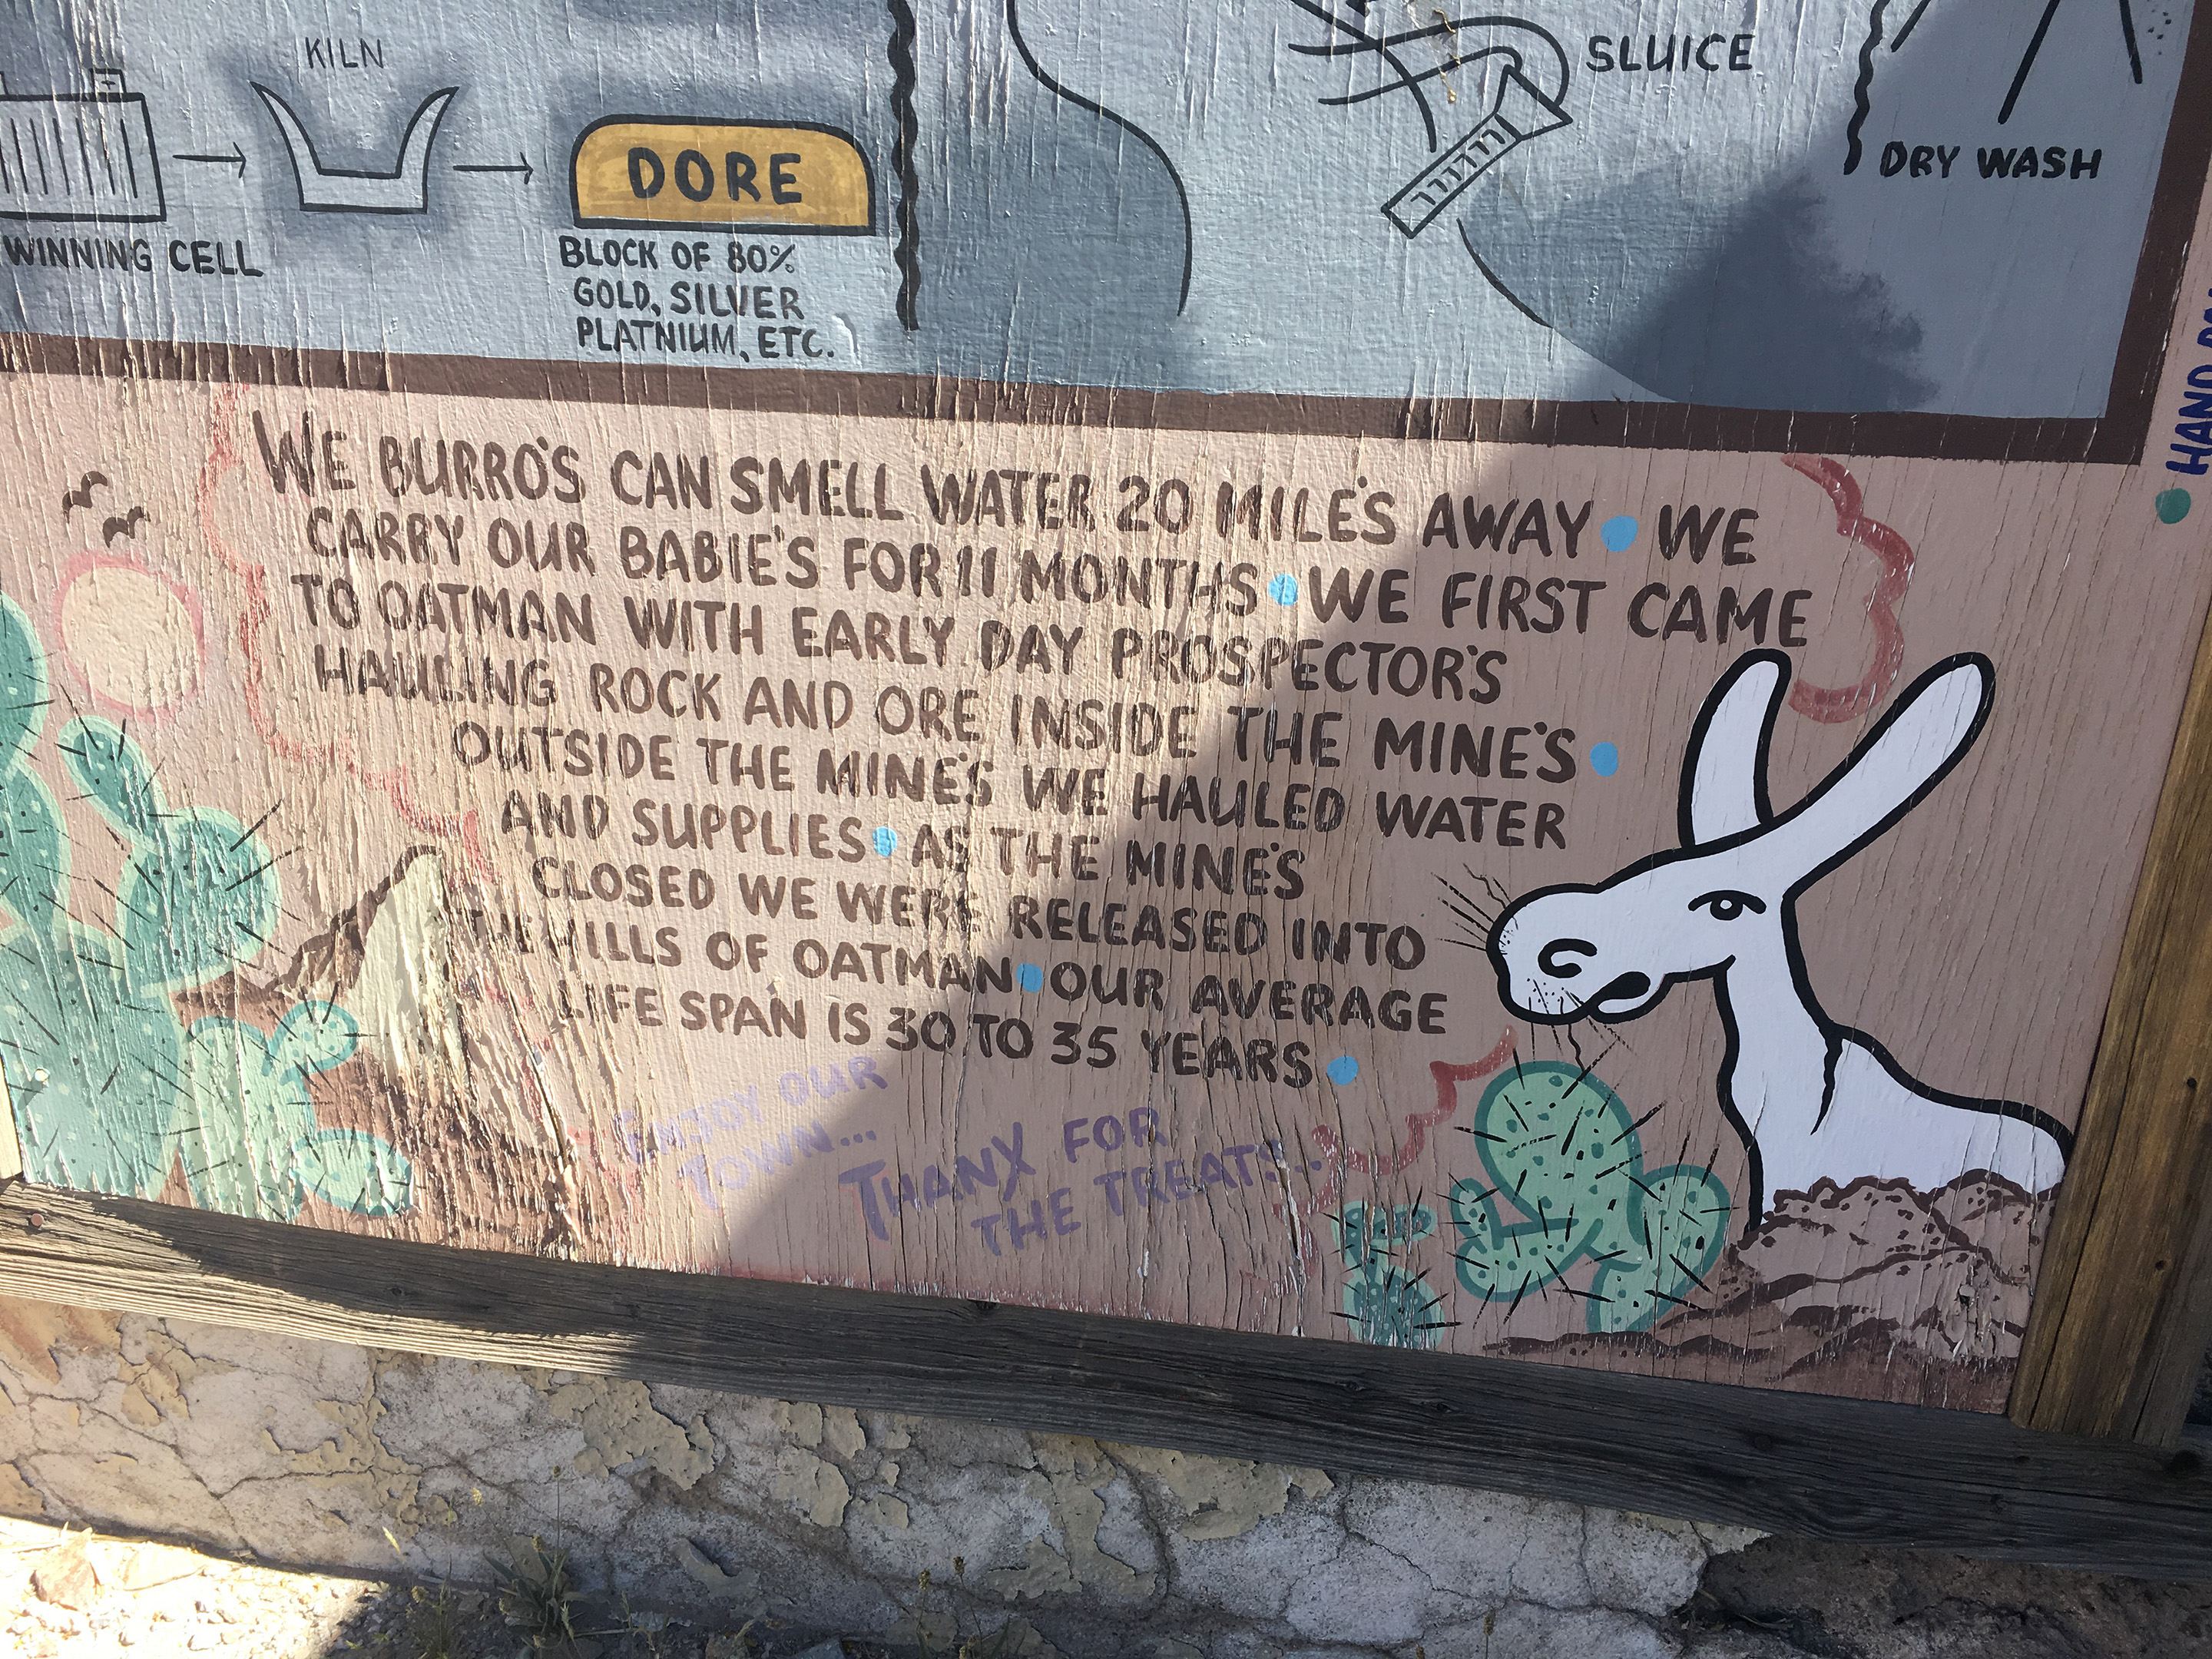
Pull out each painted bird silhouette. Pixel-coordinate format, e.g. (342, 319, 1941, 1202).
(60, 472, 111, 520)
(101, 507, 148, 546)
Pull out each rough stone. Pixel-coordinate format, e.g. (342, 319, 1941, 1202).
(1485, 1603, 1679, 1659)
(984, 1614, 1061, 1656)
(980, 1535, 1080, 1600)
(3, 1290, 2184, 1659)
(771, 1401, 824, 1449)
(677, 1538, 760, 1604)
(30, 1535, 98, 1610)
(839, 1443, 1054, 1593)
(820, 1405, 866, 1462)
(1210, 1635, 1287, 1659)
(852, 1492, 909, 1529)
(1110, 1441, 1332, 1541)
(0, 1460, 46, 1515)
(1028, 1435, 1156, 1601)
(770, 1446, 850, 1528)
(1341, 1479, 1579, 1614)
(883, 1604, 961, 1651)
(536, 1376, 715, 1489)
(1161, 1502, 1350, 1623)
(91, 1541, 203, 1591)
(1283, 1535, 1431, 1644)
(1583, 1509, 1729, 1616)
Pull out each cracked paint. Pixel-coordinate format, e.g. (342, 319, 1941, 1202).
(771, 1401, 824, 1450)
(1021, 1437, 1154, 1601)
(853, 1492, 910, 1529)
(267, 1360, 428, 1541)
(1108, 1442, 1333, 1541)
(531, 1374, 715, 1490)
(115, 1331, 230, 1430)
(771, 1447, 851, 1528)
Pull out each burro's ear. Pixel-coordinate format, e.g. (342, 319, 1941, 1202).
(1773, 654, 1995, 883)
(1680, 651, 1790, 848)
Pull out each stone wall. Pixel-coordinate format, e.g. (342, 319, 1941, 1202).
(0, 1295, 1760, 1657)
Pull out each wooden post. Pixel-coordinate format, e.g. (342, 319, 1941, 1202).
(2013, 599, 2212, 1443)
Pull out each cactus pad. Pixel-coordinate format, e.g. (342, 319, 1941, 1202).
(173, 1001, 410, 1221)
(0, 584, 410, 1217)
(1333, 1200, 1447, 1349)
(1450, 1060, 1729, 1333)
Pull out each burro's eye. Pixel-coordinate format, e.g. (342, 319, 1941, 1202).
(1688, 889, 1766, 922)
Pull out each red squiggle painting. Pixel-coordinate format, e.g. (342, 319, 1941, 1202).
(1780, 452, 1915, 724)
(1306, 1027, 1518, 1228)
(197, 387, 495, 877)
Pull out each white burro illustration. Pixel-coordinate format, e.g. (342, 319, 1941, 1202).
(1487, 649, 2071, 1216)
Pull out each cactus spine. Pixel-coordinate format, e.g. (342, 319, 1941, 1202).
(0, 591, 410, 1217)
(1450, 1060, 1728, 1333)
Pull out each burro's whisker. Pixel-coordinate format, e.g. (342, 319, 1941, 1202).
(1475, 648, 2068, 1227)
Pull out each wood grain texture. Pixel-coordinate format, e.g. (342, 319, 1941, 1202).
(12, 379, 2194, 1406)
(2, 1180, 2208, 1583)
(2013, 599, 2212, 1445)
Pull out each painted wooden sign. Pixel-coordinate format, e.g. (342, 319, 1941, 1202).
(2, 0, 2210, 1417)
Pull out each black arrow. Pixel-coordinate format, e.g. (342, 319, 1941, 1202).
(172, 142, 246, 178)
(454, 153, 533, 184)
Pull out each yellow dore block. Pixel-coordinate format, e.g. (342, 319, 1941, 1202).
(570, 119, 872, 232)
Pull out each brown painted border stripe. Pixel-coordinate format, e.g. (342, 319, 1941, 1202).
(0, 329, 2120, 461)
(2093, 0, 2212, 465)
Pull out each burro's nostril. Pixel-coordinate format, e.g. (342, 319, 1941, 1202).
(1597, 971, 1652, 1005)
(1536, 937, 1597, 979)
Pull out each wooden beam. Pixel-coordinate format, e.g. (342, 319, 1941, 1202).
(2, 1182, 2209, 1582)
(2013, 598, 2212, 1444)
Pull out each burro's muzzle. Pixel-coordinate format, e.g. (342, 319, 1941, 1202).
(1489, 880, 1668, 1024)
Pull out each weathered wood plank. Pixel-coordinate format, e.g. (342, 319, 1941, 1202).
(2012, 598, 2212, 1445)
(2, 1181, 2208, 1583)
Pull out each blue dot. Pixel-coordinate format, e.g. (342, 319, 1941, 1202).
(1600, 515, 1639, 551)
(872, 826, 898, 856)
(1016, 963, 1045, 993)
(1589, 742, 1619, 777)
(2157, 488, 2193, 525)
(1325, 1055, 1360, 1086)
(1267, 573, 1300, 606)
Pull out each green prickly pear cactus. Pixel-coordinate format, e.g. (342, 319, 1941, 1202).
(0, 590, 412, 1217)
(1449, 1060, 1729, 1334)
(174, 1001, 411, 1220)
(0, 594, 180, 1194)
(61, 714, 282, 995)
(1333, 1200, 1447, 1349)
